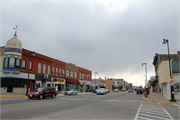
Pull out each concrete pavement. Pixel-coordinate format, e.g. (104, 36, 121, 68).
(142, 91, 180, 105)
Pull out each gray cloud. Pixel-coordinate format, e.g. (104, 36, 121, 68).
(1, 1, 179, 86)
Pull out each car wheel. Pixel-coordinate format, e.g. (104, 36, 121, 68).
(75, 93, 77, 95)
(105, 93, 106, 95)
(39, 94, 43, 99)
(52, 94, 56, 98)
(97, 93, 98, 95)
(29, 97, 33, 99)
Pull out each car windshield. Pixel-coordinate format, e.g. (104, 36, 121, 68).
(32, 88, 44, 91)
(69, 89, 74, 91)
(98, 88, 104, 90)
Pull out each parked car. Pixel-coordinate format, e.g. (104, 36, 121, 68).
(64, 89, 77, 95)
(97, 88, 106, 95)
(121, 88, 126, 91)
(105, 89, 110, 93)
(114, 89, 119, 92)
(128, 89, 133, 93)
(93, 89, 98, 93)
(28, 87, 58, 100)
(136, 89, 143, 94)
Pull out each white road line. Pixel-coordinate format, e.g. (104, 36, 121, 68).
(135, 102, 174, 120)
(140, 109, 168, 114)
(141, 108, 165, 112)
(159, 103, 174, 120)
(134, 103, 142, 120)
(139, 113, 171, 120)
(136, 116, 149, 120)
(139, 111, 171, 118)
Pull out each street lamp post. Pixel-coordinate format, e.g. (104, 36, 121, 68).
(162, 39, 176, 102)
(25, 51, 35, 96)
(95, 72, 98, 89)
(142, 63, 147, 82)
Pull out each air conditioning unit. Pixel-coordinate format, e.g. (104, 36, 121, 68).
(44, 74, 48, 79)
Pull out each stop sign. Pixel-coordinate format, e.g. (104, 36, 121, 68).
(170, 76, 174, 82)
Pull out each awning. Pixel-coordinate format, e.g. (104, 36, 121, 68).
(66, 78, 80, 84)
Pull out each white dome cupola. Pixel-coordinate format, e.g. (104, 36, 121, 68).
(5, 26, 22, 49)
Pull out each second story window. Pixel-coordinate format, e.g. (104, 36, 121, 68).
(79, 73, 81, 79)
(22, 60, 26, 70)
(29, 61, 32, 71)
(9, 58, 15, 68)
(75, 72, 77, 78)
(52, 67, 54, 75)
(48, 66, 50, 75)
(15, 58, 20, 68)
(63, 69, 64, 77)
(56, 68, 58, 76)
(82, 74, 84, 79)
(71, 71, 74, 77)
(66, 70, 70, 77)
(43, 64, 46, 74)
(38, 63, 41, 73)
(59, 69, 61, 76)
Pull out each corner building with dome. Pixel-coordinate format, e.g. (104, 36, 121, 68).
(0, 30, 92, 94)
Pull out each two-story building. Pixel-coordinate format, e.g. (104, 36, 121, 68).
(0, 32, 92, 94)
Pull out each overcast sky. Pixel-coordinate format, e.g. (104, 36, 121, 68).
(1, 0, 179, 86)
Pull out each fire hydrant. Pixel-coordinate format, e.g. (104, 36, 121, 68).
(144, 91, 147, 98)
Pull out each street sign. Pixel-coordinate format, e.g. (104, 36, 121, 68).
(170, 76, 174, 83)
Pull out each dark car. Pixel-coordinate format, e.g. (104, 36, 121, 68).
(136, 89, 143, 94)
(28, 87, 58, 99)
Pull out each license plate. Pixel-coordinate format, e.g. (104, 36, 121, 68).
(30, 95, 32, 97)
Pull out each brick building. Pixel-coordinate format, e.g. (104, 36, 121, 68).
(0, 32, 92, 94)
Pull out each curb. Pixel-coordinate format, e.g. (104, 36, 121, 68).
(0, 95, 11, 97)
(141, 97, 174, 104)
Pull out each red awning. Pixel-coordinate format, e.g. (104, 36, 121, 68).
(66, 78, 80, 84)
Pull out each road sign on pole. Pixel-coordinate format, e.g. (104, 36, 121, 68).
(170, 76, 174, 83)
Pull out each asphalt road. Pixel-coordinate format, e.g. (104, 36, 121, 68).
(1, 91, 180, 120)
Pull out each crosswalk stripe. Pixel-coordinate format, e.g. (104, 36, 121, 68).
(134, 102, 174, 120)
(139, 113, 171, 120)
(139, 111, 171, 118)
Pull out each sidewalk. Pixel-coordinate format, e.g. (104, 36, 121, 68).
(0, 92, 92, 98)
(142, 92, 180, 105)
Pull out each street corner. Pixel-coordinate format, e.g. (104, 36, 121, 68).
(141, 97, 151, 102)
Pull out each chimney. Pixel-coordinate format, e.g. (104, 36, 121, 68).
(177, 51, 180, 54)
(105, 77, 106, 80)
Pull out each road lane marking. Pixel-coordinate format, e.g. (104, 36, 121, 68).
(134, 103, 142, 120)
(134, 102, 174, 120)
(159, 103, 174, 120)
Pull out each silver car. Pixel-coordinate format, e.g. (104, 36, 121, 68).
(97, 88, 106, 95)
(64, 89, 77, 95)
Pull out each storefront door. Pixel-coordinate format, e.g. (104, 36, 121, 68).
(7, 79, 13, 92)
